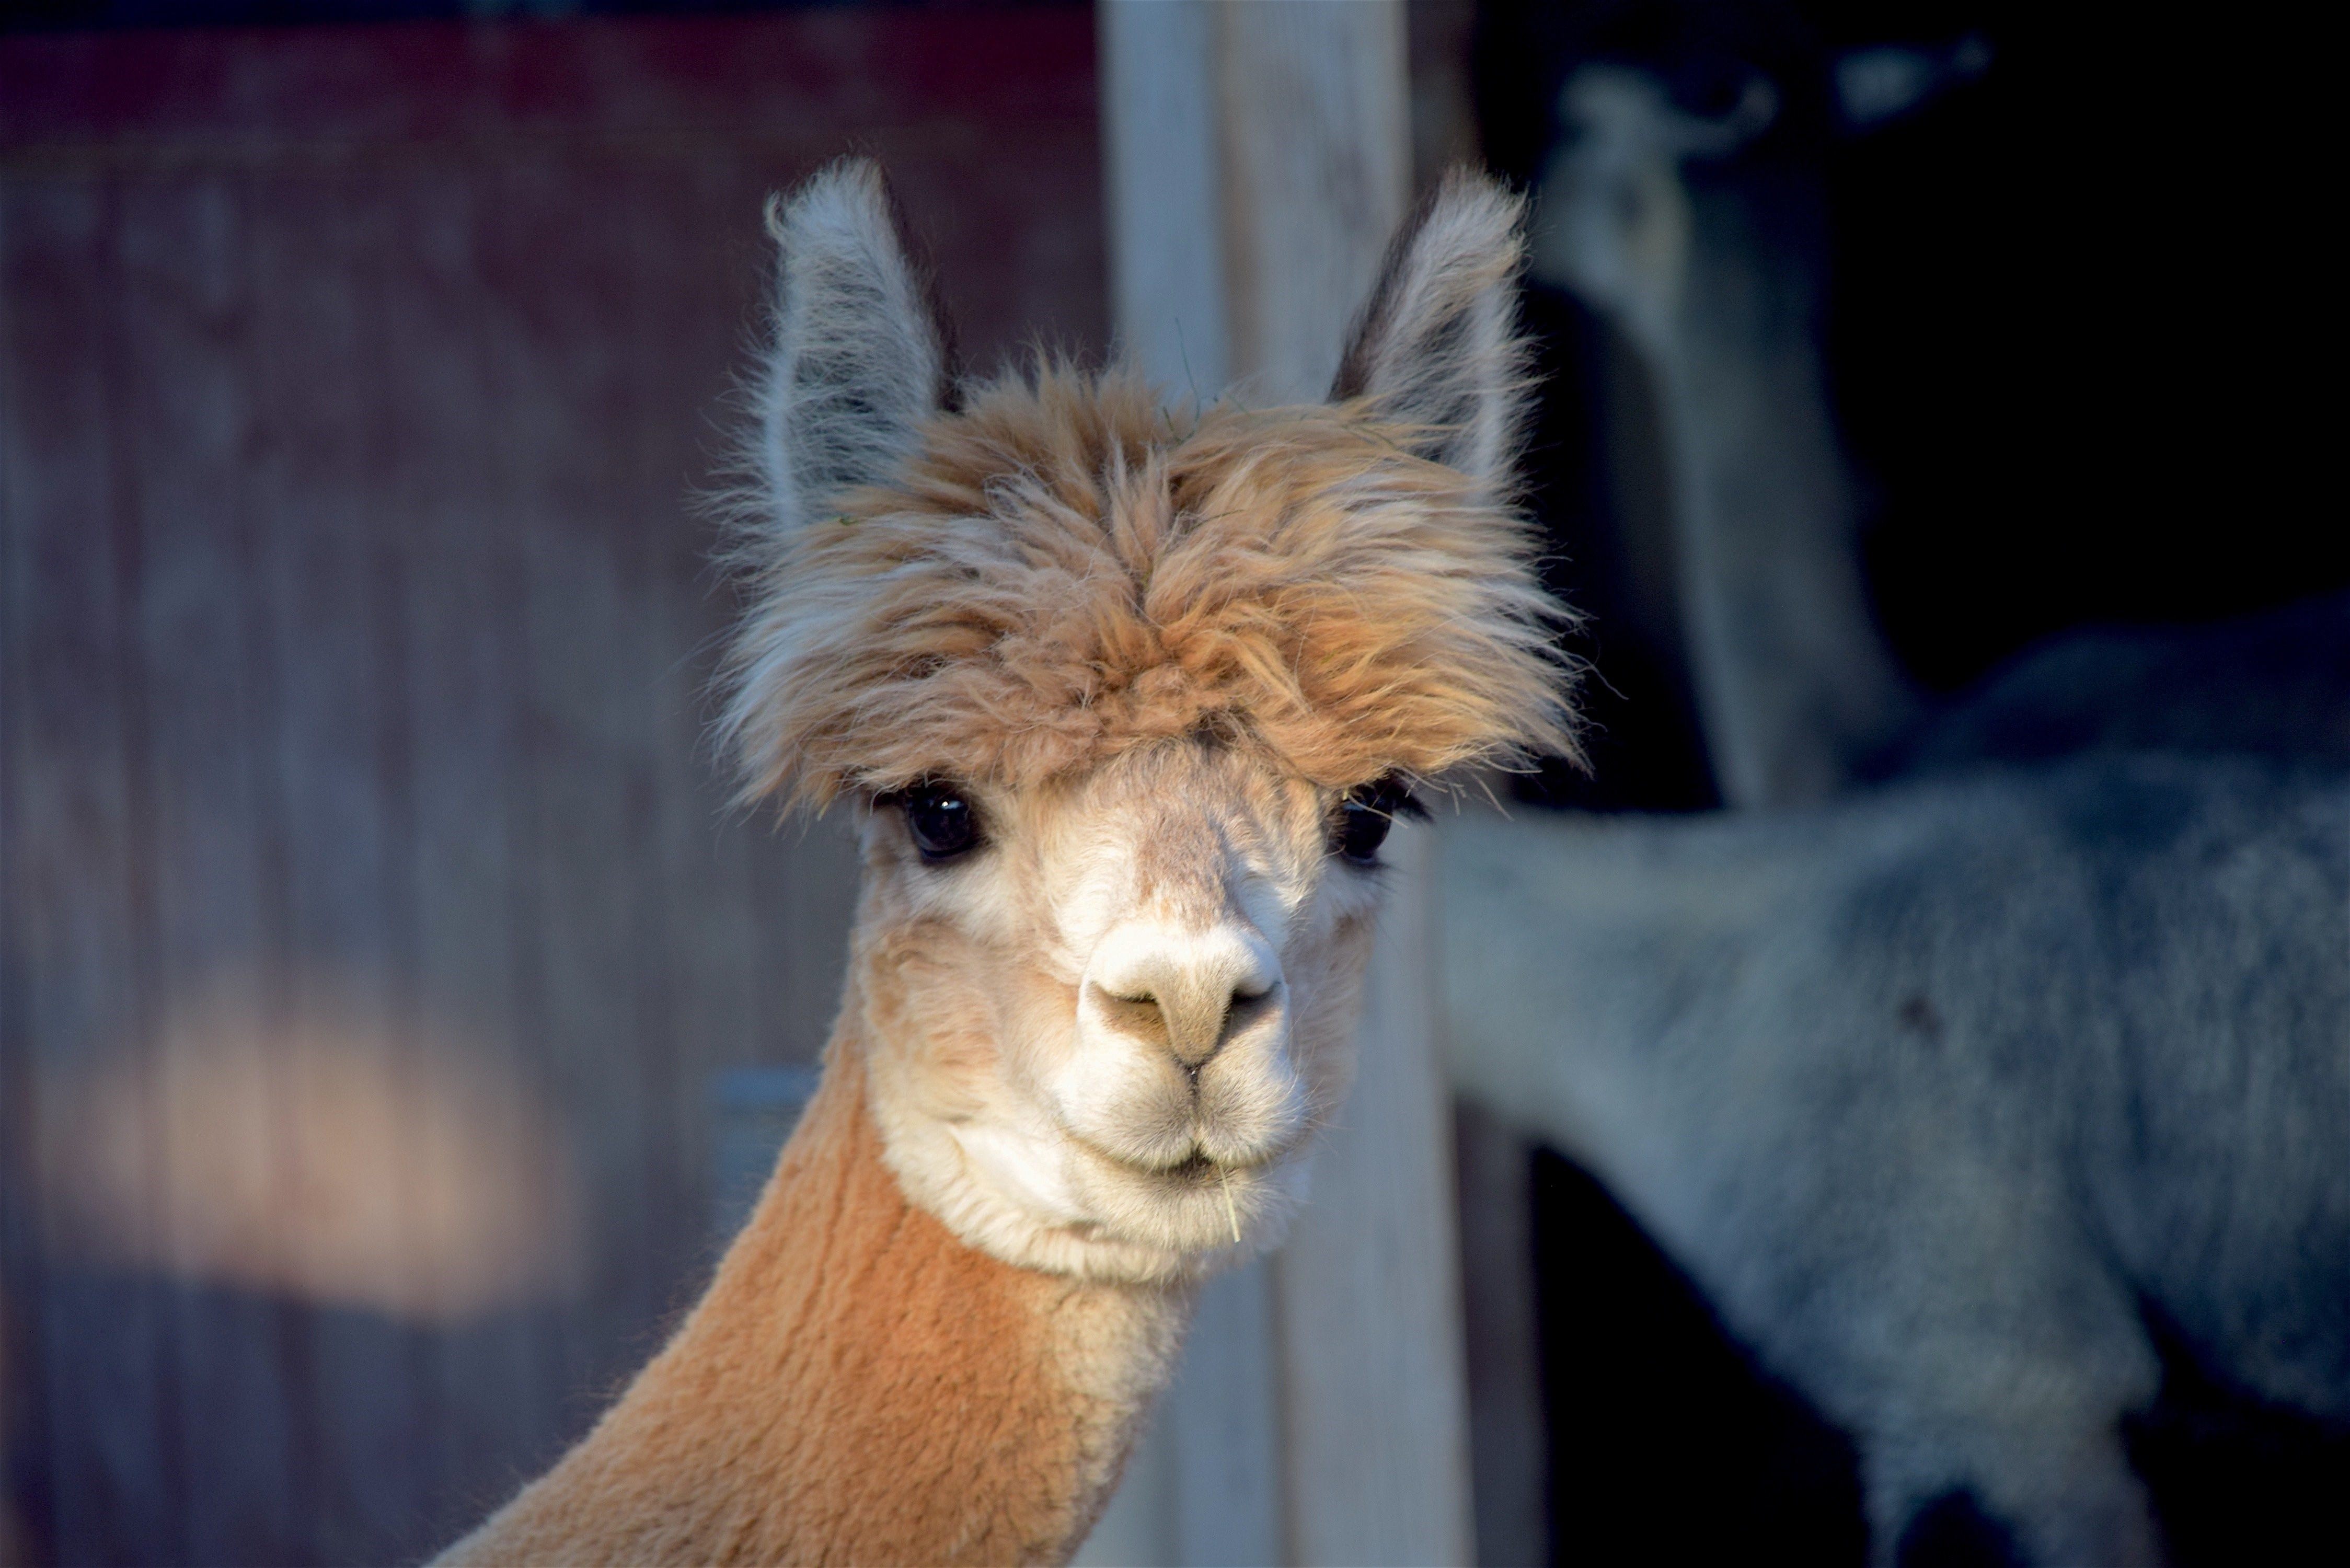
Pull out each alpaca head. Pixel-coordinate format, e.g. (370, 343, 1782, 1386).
(722, 161, 1575, 1282)
(1533, 64, 1777, 352)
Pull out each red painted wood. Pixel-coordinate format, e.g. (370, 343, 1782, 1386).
(0, 10, 1095, 153)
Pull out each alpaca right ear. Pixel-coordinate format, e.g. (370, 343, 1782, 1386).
(755, 160, 949, 531)
(1331, 170, 1532, 496)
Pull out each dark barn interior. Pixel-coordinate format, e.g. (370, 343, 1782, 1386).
(1469, 3, 2348, 1563)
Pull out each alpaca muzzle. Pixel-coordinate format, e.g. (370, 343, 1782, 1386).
(1065, 916, 1303, 1170)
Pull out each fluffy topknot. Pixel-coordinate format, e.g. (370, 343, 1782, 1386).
(720, 364, 1578, 810)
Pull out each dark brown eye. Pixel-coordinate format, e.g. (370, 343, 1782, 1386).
(901, 781, 982, 862)
(1332, 775, 1422, 867)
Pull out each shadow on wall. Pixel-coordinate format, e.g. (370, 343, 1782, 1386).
(2, 1270, 608, 1568)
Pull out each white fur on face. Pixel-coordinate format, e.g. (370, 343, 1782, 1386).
(851, 743, 1384, 1283)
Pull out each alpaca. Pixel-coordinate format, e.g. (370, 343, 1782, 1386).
(1457, 56, 2350, 1565)
(437, 161, 1572, 1565)
(1534, 60, 2350, 798)
(1534, 62, 1917, 809)
(1443, 757, 2350, 1566)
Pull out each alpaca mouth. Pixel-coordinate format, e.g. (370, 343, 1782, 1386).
(1076, 1135, 1266, 1185)
(1146, 1144, 1286, 1190)
(1061, 1135, 1295, 1251)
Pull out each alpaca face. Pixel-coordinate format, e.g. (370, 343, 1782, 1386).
(849, 740, 1398, 1278)
(1531, 64, 1776, 355)
(724, 161, 1573, 1280)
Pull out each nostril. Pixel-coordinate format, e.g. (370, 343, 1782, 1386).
(1089, 979, 1282, 1070)
(1090, 984, 1172, 1052)
(1224, 986, 1276, 1032)
(1084, 925, 1285, 1069)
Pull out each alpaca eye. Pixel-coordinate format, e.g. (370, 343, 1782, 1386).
(1332, 775, 1420, 867)
(901, 782, 982, 862)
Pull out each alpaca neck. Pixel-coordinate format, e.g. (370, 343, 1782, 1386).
(1634, 169, 1916, 807)
(442, 1031, 1189, 1566)
(1438, 805, 1814, 1183)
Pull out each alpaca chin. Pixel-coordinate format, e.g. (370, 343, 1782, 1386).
(1067, 1143, 1313, 1268)
(865, 1081, 1316, 1288)
(860, 1013, 1319, 1285)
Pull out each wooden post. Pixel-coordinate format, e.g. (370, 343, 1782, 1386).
(1086, 5, 1473, 1562)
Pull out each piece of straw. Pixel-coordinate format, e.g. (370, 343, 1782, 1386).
(1219, 1165, 1242, 1245)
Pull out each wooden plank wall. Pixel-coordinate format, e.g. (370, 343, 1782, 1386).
(0, 11, 1104, 1564)
(1087, 5, 1477, 1564)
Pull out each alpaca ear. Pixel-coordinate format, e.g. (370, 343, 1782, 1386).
(1331, 170, 1532, 493)
(755, 159, 950, 530)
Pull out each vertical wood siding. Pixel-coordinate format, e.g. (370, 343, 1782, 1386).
(1090, 7, 1474, 1563)
(0, 14, 1103, 1564)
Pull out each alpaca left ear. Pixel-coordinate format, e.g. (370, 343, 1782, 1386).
(755, 159, 951, 532)
(1331, 170, 1532, 494)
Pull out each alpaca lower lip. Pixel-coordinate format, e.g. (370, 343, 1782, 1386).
(1158, 1148, 1278, 1185)
(1068, 1125, 1280, 1181)
(1104, 1146, 1222, 1181)
(1086, 1141, 1248, 1182)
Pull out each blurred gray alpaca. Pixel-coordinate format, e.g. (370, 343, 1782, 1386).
(1443, 64, 2349, 1565)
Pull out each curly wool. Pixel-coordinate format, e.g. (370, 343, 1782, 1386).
(721, 365, 1580, 810)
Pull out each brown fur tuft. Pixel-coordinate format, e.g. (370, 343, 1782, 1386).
(721, 364, 1580, 811)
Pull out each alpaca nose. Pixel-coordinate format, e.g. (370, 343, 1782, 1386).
(1086, 923, 1283, 1069)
